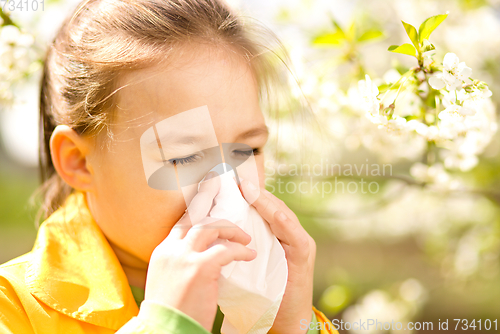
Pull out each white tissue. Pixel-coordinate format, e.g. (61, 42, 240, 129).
(197, 163, 288, 334)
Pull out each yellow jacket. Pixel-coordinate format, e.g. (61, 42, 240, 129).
(0, 191, 338, 334)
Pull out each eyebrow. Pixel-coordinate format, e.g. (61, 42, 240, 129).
(147, 125, 269, 147)
(149, 135, 199, 146)
(237, 125, 269, 140)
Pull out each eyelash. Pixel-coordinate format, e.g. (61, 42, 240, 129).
(164, 148, 262, 166)
(234, 148, 262, 157)
(165, 154, 203, 166)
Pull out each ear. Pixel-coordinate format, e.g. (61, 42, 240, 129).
(50, 125, 94, 191)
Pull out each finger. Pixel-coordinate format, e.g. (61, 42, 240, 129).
(201, 241, 256, 266)
(268, 209, 311, 265)
(241, 179, 280, 224)
(185, 170, 221, 223)
(261, 189, 303, 227)
(261, 188, 294, 217)
(186, 218, 252, 252)
(238, 178, 260, 204)
(272, 209, 304, 247)
(241, 180, 305, 246)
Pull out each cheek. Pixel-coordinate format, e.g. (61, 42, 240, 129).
(88, 150, 187, 260)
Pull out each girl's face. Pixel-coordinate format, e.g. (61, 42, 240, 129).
(84, 44, 268, 267)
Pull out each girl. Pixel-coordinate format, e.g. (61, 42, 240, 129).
(0, 0, 338, 333)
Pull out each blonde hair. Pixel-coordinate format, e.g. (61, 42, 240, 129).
(35, 0, 293, 224)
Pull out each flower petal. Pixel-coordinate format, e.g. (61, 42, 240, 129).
(482, 89, 492, 98)
(443, 52, 459, 71)
(429, 75, 445, 90)
(458, 106, 476, 116)
(457, 63, 472, 80)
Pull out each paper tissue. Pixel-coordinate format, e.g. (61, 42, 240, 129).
(196, 163, 288, 334)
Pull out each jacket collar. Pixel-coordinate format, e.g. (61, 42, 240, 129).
(25, 191, 139, 330)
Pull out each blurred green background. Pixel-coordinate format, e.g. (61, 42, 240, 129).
(0, 145, 38, 265)
(2, 0, 500, 333)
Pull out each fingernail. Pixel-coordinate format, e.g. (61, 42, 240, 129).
(251, 249, 257, 254)
(204, 171, 218, 180)
(278, 211, 287, 221)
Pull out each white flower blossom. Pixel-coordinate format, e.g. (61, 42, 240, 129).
(443, 150, 479, 171)
(410, 162, 460, 190)
(428, 53, 473, 91)
(372, 115, 408, 135)
(0, 25, 37, 105)
(406, 120, 440, 140)
(480, 87, 492, 98)
(429, 74, 446, 90)
(467, 85, 493, 101)
(358, 74, 381, 116)
(438, 104, 476, 121)
(359, 75, 410, 135)
(0, 25, 21, 44)
(443, 53, 472, 81)
(343, 290, 409, 334)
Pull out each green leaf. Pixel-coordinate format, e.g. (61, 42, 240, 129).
(402, 21, 420, 50)
(328, 13, 346, 39)
(418, 13, 448, 42)
(421, 39, 435, 52)
(377, 83, 390, 93)
(357, 29, 384, 42)
(347, 21, 356, 41)
(378, 82, 402, 93)
(313, 31, 345, 46)
(388, 44, 417, 57)
(423, 44, 435, 52)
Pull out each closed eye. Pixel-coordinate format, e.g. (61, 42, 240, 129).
(162, 147, 260, 166)
(232, 148, 261, 157)
(164, 153, 203, 166)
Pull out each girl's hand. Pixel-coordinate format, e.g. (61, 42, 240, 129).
(144, 172, 257, 331)
(240, 180, 316, 334)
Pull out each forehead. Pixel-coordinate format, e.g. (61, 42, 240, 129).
(112, 44, 265, 141)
